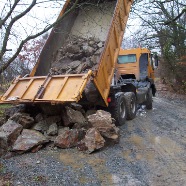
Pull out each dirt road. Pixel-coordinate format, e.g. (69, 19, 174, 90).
(1, 96, 186, 186)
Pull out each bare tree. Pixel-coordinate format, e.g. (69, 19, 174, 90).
(129, 0, 186, 92)
(0, 0, 79, 74)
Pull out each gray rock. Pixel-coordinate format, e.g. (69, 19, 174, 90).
(12, 129, 49, 152)
(69, 60, 81, 70)
(95, 47, 104, 55)
(97, 41, 103, 48)
(84, 81, 100, 103)
(62, 106, 86, 127)
(87, 110, 119, 141)
(47, 123, 58, 136)
(49, 36, 104, 75)
(88, 40, 95, 46)
(90, 54, 100, 65)
(82, 45, 95, 56)
(65, 44, 80, 54)
(10, 112, 34, 129)
(71, 53, 84, 60)
(32, 116, 61, 134)
(32, 120, 49, 133)
(76, 63, 87, 74)
(0, 120, 23, 153)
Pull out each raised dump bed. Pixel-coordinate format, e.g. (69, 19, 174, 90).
(0, 0, 132, 106)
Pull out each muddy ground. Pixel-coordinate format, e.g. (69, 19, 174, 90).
(0, 95, 186, 186)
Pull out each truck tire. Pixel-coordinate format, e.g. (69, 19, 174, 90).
(146, 88, 153, 110)
(111, 93, 126, 126)
(124, 92, 137, 120)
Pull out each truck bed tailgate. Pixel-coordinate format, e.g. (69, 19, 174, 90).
(0, 71, 92, 104)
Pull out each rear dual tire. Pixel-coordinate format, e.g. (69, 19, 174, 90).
(146, 88, 153, 110)
(124, 92, 137, 120)
(111, 92, 137, 126)
(111, 93, 126, 126)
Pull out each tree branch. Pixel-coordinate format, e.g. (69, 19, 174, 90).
(164, 8, 186, 25)
(0, 0, 37, 60)
(0, 0, 79, 74)
(0, 0, 21, 29)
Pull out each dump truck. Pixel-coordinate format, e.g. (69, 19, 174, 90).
(108, 48, 157, 125)
(0, 0, 157, 126)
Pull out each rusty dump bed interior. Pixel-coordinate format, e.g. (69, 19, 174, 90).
(0, 0, 132, 106)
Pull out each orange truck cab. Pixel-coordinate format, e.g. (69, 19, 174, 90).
(117, 48, 155, 81)
(108, 48, 157, 123)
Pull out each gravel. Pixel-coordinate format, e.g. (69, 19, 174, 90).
(1, 94, 186, 186)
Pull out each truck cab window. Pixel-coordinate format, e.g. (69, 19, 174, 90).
(118, 54, 136, 64)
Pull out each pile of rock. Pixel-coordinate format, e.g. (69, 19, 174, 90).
(50, 36, 104, 75)
(0, 104, 119, 156)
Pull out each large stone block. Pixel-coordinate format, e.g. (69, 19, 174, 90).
(12, 129, 49, 152)
(54, 129, 85, 148)
(0, 120, 23, 155)
(87, 110, 119, 141)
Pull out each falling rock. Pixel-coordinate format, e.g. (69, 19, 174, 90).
(87, 110, 119, 141)
(54, 129, 85, 148)
(88, 40, 95, 46)
(84, 81, 100, 103)
(82, 45, 95, 57)
(71, 52, 84, 60)
(76, 63, 87, 74)
(97, 41, 103, 48)
(12, 129, 49, 152)
(62, 106, 86, 127)
(90, 54, 100, 65)
(84, 128, 105, 153)
(69, 60, 81, 70)
(65, 44, 80, 54)
(47, 123, 58, 136)
(95, 47, 104, 55)
(10, 112, 35, 129)
(50, 36, 104, 76)
(0, 120, 23, 151)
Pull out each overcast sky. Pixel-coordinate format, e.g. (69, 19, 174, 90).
(0, 0, 65, 51)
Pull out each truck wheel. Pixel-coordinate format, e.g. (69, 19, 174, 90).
(112, 93, 126, 126)
(124, 92, 137, 120)
(146, 88, 153, 110)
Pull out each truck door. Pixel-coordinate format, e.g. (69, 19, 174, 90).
(139, 53, 148, 80)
